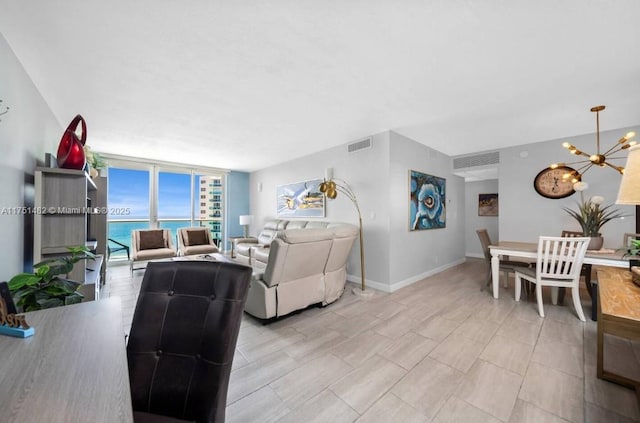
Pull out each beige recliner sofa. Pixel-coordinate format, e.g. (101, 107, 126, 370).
(243, 221, 358, 319)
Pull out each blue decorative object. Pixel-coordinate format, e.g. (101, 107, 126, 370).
(0, 324, 34, 338)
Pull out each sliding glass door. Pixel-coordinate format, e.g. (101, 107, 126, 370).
(107, 166, 151, 259)
(106, 161, 225, 261)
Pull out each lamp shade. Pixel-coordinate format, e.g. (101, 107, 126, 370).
(239, 215, 253, 226)
(617, 145, 640, 205)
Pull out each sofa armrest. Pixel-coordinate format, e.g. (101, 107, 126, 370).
(234, 237, 258, 245)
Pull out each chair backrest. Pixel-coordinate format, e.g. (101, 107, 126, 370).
(127, 261, 252, 422)
(536, 236, 590, 281)
(476, 229, 492, 261)
(177, 227, 212, 248)
(623, 233, 640, 248)
(257, 219, 288, 246)
(132, 229, 172, 252)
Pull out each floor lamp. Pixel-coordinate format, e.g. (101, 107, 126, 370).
(319, 168, 372, 297)
(617, 144, 640, 233)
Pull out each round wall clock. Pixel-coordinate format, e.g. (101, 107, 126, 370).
(533, 166, 578, 199)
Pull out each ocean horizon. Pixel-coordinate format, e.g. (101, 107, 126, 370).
(108, 220, 209, 259)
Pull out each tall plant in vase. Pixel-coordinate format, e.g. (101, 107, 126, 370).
(563, 181, 625, 250)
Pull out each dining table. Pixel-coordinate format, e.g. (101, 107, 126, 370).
(0, 297, 133, 422)
(489, 241, 630, 300)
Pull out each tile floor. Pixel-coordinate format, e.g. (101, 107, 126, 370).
(103, 258, 640, 422)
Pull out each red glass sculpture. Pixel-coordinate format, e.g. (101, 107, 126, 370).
(56, 115, 87, 170)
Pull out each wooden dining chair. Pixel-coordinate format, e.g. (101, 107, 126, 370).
(476, 229, 531, 291)
(515, 236, 590, 321)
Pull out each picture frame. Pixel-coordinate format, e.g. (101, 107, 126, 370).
(276, 178, 325, 218)
(478, 193, 499, 216)
(409, 170, 446, 230)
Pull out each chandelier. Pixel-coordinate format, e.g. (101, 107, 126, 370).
(550, 105, 636, 183)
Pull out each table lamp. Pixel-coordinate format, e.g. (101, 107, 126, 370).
(239, 215, 253, 238)
(617, 144, 640, 232)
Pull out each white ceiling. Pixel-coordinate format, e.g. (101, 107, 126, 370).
(2, 1, 639, 172)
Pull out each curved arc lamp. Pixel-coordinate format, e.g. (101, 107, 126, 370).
(319, 169, 371, 296)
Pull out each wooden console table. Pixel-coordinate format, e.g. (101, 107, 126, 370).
(597, 267, 640, 400)
(0, 297, 133, 422)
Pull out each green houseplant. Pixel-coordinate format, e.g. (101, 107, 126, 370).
(628, 239, 640, 256)
(563, 182, 625, 249)
(8, 246, 95, 312)
(563, 195, 624, 237)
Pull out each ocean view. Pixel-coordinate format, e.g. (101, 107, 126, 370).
(108, 220, 195, 259)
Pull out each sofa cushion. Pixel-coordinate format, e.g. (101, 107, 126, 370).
(139, 230, 166, 250)
(186, 229, 207, 246)
(252, 246, 270, 264)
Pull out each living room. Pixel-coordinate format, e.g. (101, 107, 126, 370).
(2, 2, 640, 422)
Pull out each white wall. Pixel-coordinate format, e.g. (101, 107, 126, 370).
(0, 34, 61, 280)
(499, 128, 639, 247)
(465, 179, 499, 258)
(250, 131, 392, 289)
(388, 132, 466, 291)
(249, 130, 467, 292)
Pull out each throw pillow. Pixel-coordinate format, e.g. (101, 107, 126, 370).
(139, 230, 165, 250)
(186, 229, 208, 246)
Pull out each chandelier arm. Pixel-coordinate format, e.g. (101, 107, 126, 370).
(601, 143, 629, 157)
(570, 151, 592, 159)
(603, 162, 624, 173)
(605, 146, 634, 157)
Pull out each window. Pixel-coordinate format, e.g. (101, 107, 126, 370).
(106, 161, 226, 260)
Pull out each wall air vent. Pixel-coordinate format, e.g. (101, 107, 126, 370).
(453, 151, 499, 169)
(347, 137, 372, 153)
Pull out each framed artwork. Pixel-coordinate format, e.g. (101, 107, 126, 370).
(276, 178, 325, 218)
(478, 193, 499, 216)
(410, 170, 446, 230)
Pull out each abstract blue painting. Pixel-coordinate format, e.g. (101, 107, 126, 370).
(410, 170, 446, 230)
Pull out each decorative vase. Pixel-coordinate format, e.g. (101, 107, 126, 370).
(56, 115, 87, 170)
(588, 236, 604, 250)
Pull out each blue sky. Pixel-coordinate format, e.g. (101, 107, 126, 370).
(108, 168, 193, 220)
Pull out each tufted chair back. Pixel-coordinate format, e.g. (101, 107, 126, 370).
(127, 261, 252, 423)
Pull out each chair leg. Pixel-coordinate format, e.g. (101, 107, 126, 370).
(503, 271, 509, 288)
(572, 287, 586, 322)
(550, 287, 559, 305)
(536, 283, 545, 317)
(482, 266, 491, 291)
(515, 274, 521, 301)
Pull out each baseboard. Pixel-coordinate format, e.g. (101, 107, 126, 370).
(466, 253, 484, 259)
(346, 257, 468, 294)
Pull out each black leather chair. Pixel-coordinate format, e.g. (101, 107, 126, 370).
(107, 238, 130, 261)
(127, 261, 252, 423)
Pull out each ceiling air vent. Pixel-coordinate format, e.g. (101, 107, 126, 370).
(453, 151, 499, 169)
(347, 137, 372, 153)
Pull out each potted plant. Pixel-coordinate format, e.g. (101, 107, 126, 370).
(563, 182, 625, 250)
(8, 246, 95, 312)
(84, 145, 106, 178)
(628, 239, 640, 256)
